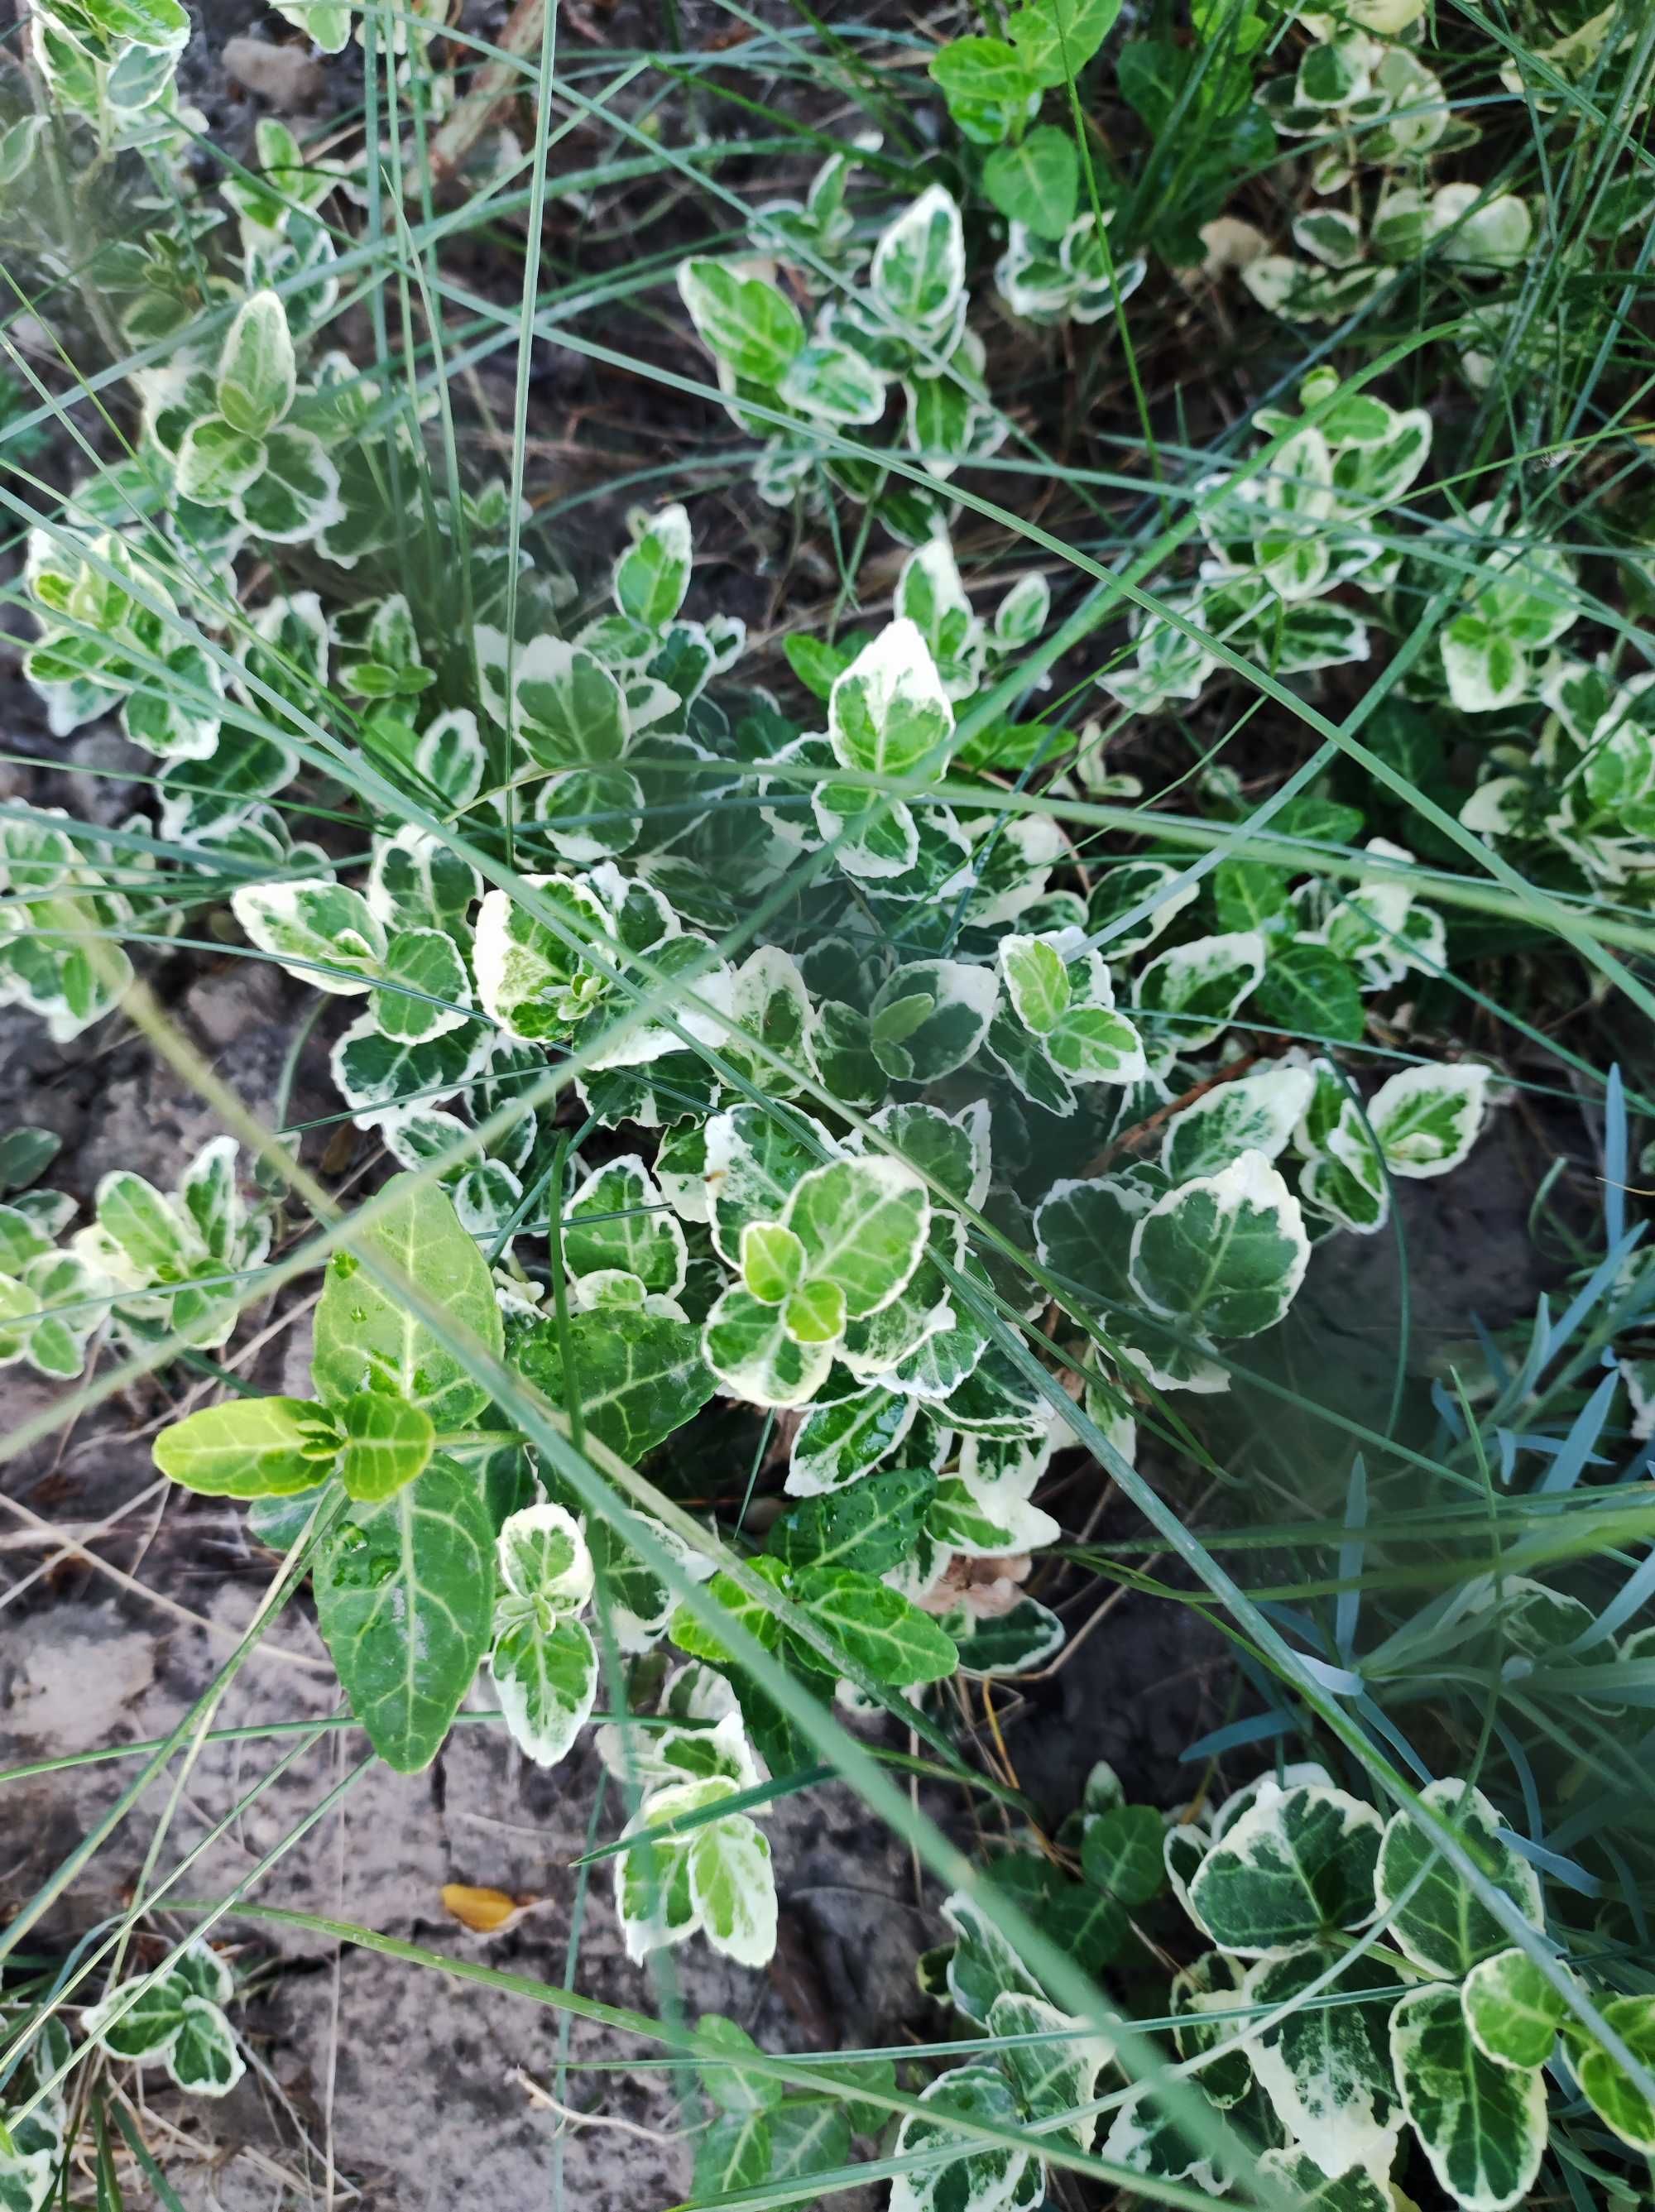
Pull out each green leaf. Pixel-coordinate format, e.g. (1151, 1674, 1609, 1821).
(677, 259, 805, 384)
(1082, 1803, 1165, 1906)
(929, 37, 1038, 146)
(314, 1456, 495, 1773)
(1461, 1947, 1566, 2071)
(741, 1220, 808, 1304)
(769, 1466, 935, 1572)
(1373, 1779, 1543, 1977)
(695, 2015, 786, 2115)
(1391, 1984, 1547, 2212)
(1128, 1150, 1309, 1341)
(312, 1173, 504, 1430)
(791, 1566, 957, 1684)
(153, 1396, 343, 1497)
(0, 1127, 61, 1193)
(766, 2099, 853, 2182)
(783, 1279, 846, 1345)
(869, 959, 1000, 1082)
(1566, 1993, 1655, 2153)
(1187, 1782, 1383, 1953)
(1244, 1943, 1402, 2177)
(1007, 0, 1123, 87)
(985, 127, 1081, 242)
(515, 1309, 716, 1460)
(215, 290, 295, 436)
(693, 2110, 772, 2196)
(1252, 941, 1365, 1048)
(338, 1391, 435, 1503)
(781, 1156, 930, 1320)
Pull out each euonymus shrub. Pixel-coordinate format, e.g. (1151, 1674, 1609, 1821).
(83, 497, 1499, 1984)
(912, 1759, 1655, 2212)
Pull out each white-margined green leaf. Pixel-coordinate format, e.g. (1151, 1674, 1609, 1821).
(332, 1015, 492, 1116)
(176, 415, 266, 505)
(1255, 2148, 1393, 2212)
(703, 1106, 829, 1268)
(1186, 1781, 1383, 1953)
(778, 340, 890, 425)
(231, 877, 387, 995)
(1374, 1779, 1543, 1976)
(512, 638, 628, 767)
(678, 259, 805, 384)
(828, 617, 953, 779)
(869, 185, 967, 345)
(472, 876, 612, 1044)
(989, 1991, 1111, 2146)
(704, 1284, 835, 1405)
(1162, 1064, 1316, 1183)
(371, 927, 472, 1043)
(491, 1607, 597, 1768)
(781, 1155, 930, 1319)
(741, 1220, 808, 1304)
(1132, 929, 1266, 1048)
(1000, 932, 1071, 1034)
(888, 2064, 1032, 2212)
(1566, 1993, 1655, 2153)
(1129, 1150, 1309, 1341)
(564, 1154, 688, 1296)
(215, 290, 295, 437)
(868, 1099, 991, 1209)
(1366, 1062, 1490, 1179)
(1461, 1946, 1567, 2071)
(1391, 1983, 1547, 2212)
(1242, 1942, 1403, 2176)
(786, 1384, 917, 1495)
(169, 1998, 244, 2095)
(234, 427, 342, 543)
(613, 503, 693, 629)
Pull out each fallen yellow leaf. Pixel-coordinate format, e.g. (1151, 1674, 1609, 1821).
(442, 1883, 520, 1933)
